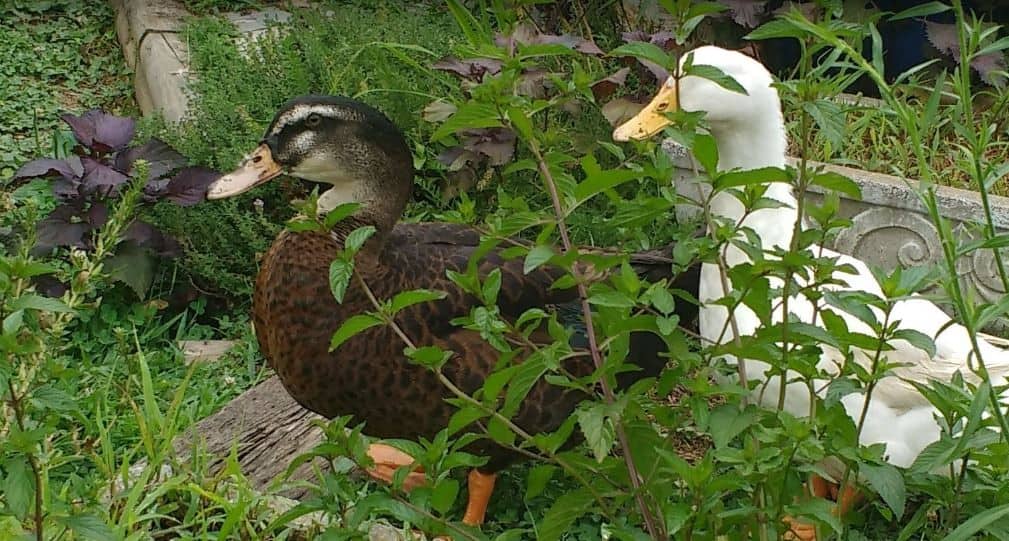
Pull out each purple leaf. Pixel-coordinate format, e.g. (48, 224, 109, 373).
(648, 31, 676, 50)
(422, 100, 458, 123)
(124, 220, 182, 257)
(163, 166, 221, 206)
(719, 0, 767, 28)
(621, 30, 650, 43)
(773, 1, 820, 21)
(516, 68, 552, 98)
(536, 33, 604, 55)
(61, 109, 136, 153)
(114, 138, 187, 179)
(86, 202, 108, 229)
(81, 157, 130, 193)
(972, 52, 1007, 86)
(13, 158, 79, 181)
(432, 57, 503, 81)
(143, 178, 171, 203)
(34, 275, 68, 298)
(925, 21, 959, 56)
(591, 68, 630, 101)
(461, 128, 516, 166)
(33, 204, 90, 255)
(51, 178, 82, 201)
(639, 58, 670, 81)
(437, 146, 479, 171)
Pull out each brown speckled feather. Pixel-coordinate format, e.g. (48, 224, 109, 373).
(254, 219, 699, 472)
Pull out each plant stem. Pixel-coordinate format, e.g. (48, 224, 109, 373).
(527, 141, 663, 539)
(6, 378, 44, 541)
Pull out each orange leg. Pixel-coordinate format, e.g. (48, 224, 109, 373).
(461, 469, 497, 525)
(783, 474, 864, 541)
(365, 443, 427, 491)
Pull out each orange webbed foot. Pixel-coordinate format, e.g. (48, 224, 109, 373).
(365, 443, 427, 491)
(461, 469, 497, 526)
(782, 474, 864, 541)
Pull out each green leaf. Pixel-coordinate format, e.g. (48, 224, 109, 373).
(106, 242, 154, 299)
(524, 464, 558, 502)
(323, 202, 362, 228)
(714, 166, 790, 191)
(860, 462, 906, 518)
(482, 268, 502, 305)
(54, 513, 119, 541)
(30, 385, 79, 412)
(486, 415, 516, 447)
(889, 2, 950, 21)
(891, 329, 936, 358)
(330, 314, 383, 351)
(608, 42, 673, 71)
(8, 260, 58, 279)
(588, 289, 635, 308)
(3, 310, 24, 335)
(707, 404, 756, 448)
(2, 457, 33, 520)
(685, 64, 748, 95)
(746, 18, 807, 40)
(405, 345, 453, 370)
(691, 133, 719, 175)
(432, 102, 504, 141)
(811, 171, 861, 199)
(824, 291, 880, 329)
(9, 293, 73, 314)
(523, 245, 554, 275)
(649, 286, 677, 315)
(940, 503, 1009, 541)
(786, 498, 842, 536)
(537, 487, 595, 541)
(389, 289, 446, 314)
(802, 100, 845, 150)
(507, 107, 534, 142)
(345, 225, 377, 253)
(431, 478, 460, 514)
(576, 404, 614, 462)
(329, 259, 354, 303)
(447, 406, 485, 435)
(574, 166, 640, 203)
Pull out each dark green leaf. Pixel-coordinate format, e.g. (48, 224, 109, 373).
(329, 259, 354, 303)
(691, 134, 719, 175)
(54, 513, 119, 541)
(714, 166, 790, 191)
(507, 107, 534, 142)
(685, 64, 747, 95)
(405, 345, 453, 370)
(431, 478, 460, 514)
(746, 18, 807, 40)
(537, 487, 595, 541)
(389, 289, 446, 314)
(432, 102, 504, 141)
(524, 464, 558, 502)
(889, 2, 950, 21)
(30, 385, 79, 412)
(345, 226, 377, 253)
(608, 42, 673, 70)
(330, 314, 383, 351)
(323, 202, 362, 228)
(811, 171, 861, 199)
(707, 404, 756, 448)
(892, 329, 936, 358)
(9, 294, 72, 314)
(523, 245, 554, 274)
(2, 457, 33, 520)
(588, 289, 635, 308)
(940, 503, 1009, 541)
(861, 462, 906, 518)
(483, 268, 502, 305)
(486, 415, 516, 447)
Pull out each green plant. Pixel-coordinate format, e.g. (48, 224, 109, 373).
(252, 2, 1009, 541)
(12, 109, 219, 300)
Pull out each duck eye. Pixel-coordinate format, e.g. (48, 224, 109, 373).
(656, 102, 669, 111)
(305, 113, 322, 127)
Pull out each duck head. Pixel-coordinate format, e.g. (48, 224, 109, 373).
(207, 95, 414, 227)
(612, 46, 786, 170)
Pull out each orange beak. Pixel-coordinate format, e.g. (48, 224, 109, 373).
(206, 143, 283, 199)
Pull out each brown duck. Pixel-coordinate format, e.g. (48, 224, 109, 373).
(205, 95, 701, 528)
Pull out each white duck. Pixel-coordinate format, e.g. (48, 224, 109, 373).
(613, 45, 1009, 539)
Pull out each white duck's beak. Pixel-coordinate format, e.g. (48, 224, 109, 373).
(612, 80, 679, 142)
(206, 143, 284, 200)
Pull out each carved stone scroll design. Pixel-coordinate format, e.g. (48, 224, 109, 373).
(830, 207, 944, 271)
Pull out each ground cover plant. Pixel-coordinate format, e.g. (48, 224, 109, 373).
(1, 0, 1009, 540)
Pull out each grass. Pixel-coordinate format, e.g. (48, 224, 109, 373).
(0, 1, 134, 179)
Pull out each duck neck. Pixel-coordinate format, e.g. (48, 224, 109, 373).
(707, 118, 796, 261)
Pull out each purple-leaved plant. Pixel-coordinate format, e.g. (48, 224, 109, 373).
(12, 109, 221, 297)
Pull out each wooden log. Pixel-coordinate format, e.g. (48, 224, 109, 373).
(173, 374, 329, 499)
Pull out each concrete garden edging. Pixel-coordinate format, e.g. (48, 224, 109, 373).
(664, 139, 1009, 334)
